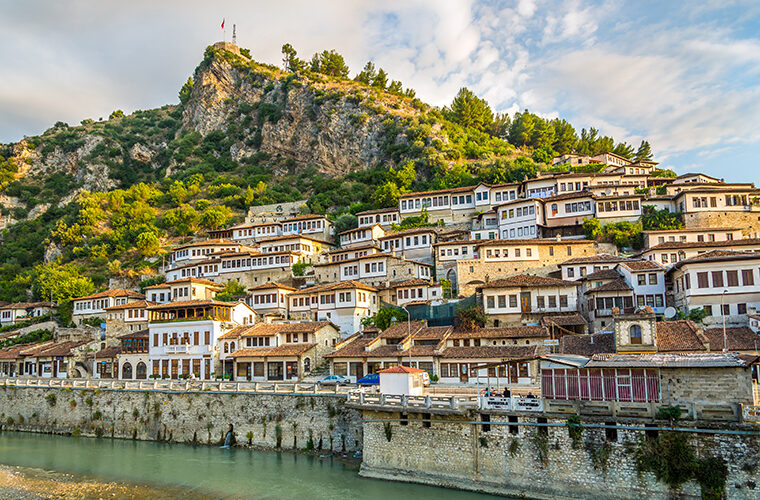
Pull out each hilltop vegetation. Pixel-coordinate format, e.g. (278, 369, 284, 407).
(0, 42, 660, 306)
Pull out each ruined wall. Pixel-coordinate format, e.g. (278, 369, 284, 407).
(0, 386, 362, 452)
(361, 410, 760, 500)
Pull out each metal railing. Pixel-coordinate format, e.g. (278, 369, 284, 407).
(347, 391, 480, 410)
(0, 377, 352, 396)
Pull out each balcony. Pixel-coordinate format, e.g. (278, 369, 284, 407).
(165, 345, 189, 354)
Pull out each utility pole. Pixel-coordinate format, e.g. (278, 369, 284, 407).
(722, 289, 728, 352)
(232, 24, 237, 45)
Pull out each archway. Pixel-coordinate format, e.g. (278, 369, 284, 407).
(303, 357, 311, 373)
(136, 362, 147, 379)
(122, 362, 133, 379)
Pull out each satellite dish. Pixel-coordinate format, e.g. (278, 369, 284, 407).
(605, 188, 613, 195)
(664, 307, 676, 319)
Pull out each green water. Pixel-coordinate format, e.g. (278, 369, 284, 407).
(0, 431, 497, 499)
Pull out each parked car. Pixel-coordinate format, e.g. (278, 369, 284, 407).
(317, 375, 349, 386)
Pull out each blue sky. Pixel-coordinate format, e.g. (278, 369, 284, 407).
(1, 0, 759, 182)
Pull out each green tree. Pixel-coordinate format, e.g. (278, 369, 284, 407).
(634, 140, 653, 162)
(200, 206, 231, 229)
(372, 68, 388, 89)
(109, 109, 125, 120)
(372, 181, 402, 208)
(34, 262, 95, 304)
(387, 80, 403, 94)
(508, 110, 536, 146)
(178, 77, 194, 105)
(370, 307, 408, 330)
(641, 205, 683, 230)
(454, 306, 486, 330)
(310, 50, 349, 78)
(612, 141, 635, 159)
(135, 232, 161, 256)
(281, 44, 305, 72)
(354, 61, 376, 84)
(333, 214, 358, 236)
(448, 88, 494, 133)
(215, 280, 247, 302)
(551, 119, 577, 155)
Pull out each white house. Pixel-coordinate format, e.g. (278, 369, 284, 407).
(496, 198, 542, 239)
(288, 281, 379, 336)
(72, 289, 145, 325)
(378, 365, 425, 396)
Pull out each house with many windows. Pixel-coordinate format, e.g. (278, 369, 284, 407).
(376, 279, 442, 307)
(72, 290, 145, 326)
(314, 253, 433, 287)
(357, 208, 400, 228)
(496, 198, 542, 240)
(280, 214, 333, 241)
(478, 275, 579, 327)
(639, 238, 760, 268)
(245, 282, 295, 318)
(669, 250, 760, 327)
(287, 281, 378, 336)
(0, 302, 56, 327)
(378, 228, 437, 264)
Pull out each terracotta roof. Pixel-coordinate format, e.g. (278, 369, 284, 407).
(645, 239, 760, 252)
(147, 299, 239, 310)
(670, 250, 760, 269)
(656, 321, 707, 352)
(476, 238, 594, 248)
(281, 214, 328, 222)
(379, 227, 437, 239)
(75, 289, 144, 301)
(290, 281, 378, 295)
(479, 274, 576, 289)
(247, 282, 297, 292)
(582, 269, 621, 280)
(375, 279, 437, 289)
(34, 341, 89, 358)
(220, 321, 336, 339)
(703, 327, 760, 351)
(324, 336, 376, 358)
(95, 346, 121, 359)
(356, 207, 399, 216)
(314, 252, 431, 268)
(412, 325, 453, 340)
(561, 253, 626, 265)
(643, 227, 741, 234)
(0, 301, 56, 310)
(338, 224, 384, 236)
(541, 313, 588, 327)
(584, 279, 632, 293)
(0, 344, 35, 360)
(118, 330, 149, 340)
(105, 300, 156, 311)
(541, 191, 594, 203)
(379, 321, 426, 338)
(451, 326, 548, 339)
(257, 234, 332, 245)
(145, 278, 223, 290)
(378, 365, 425, 374)
(172, 239, 240, 250)
(559, 333, 615, 357)
(617, 260, 664, 271)
(230, 343, 316, 358)
(440, 345, 539, 359)
(398, 185, 475, 198)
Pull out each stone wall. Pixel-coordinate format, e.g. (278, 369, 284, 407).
(662, 367, 754, 407)
(0, 386, 362, 452)
(683, 210, 760, 238)
(360, 410, 760, 499)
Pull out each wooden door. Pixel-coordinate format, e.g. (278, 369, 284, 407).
(459, 363, 469, 383)
(520, 292, 531, 312)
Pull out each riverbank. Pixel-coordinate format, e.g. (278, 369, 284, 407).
(0, 465, 211, 499)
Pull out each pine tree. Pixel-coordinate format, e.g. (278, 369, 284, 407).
(448, 88, 493, 133)
(372, 68, 388, 89)
(355, 61, 376, 84)
(634, 140, 653, 162)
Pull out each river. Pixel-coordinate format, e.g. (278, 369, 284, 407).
(0, 431, 498, 499)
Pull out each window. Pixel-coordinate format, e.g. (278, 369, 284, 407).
(629, 325, 642, 344)
(697, 272, 709, 288)
(567, 267, 575, 278)
(726, 270, 739, 287)
(487, 297, 495, 309)
(712, 271, 724, 288)
(738, 303, 747, 314)
(559, 295, 568, 308)
(648, 273, 657, 285)
(722, 304, 730, 315)
(548, 296, 557, 308)
(498, 296, 506, 308)
(742, 269, 754, 286)
(509, 295, 518, 308)
(704, 305, 713, 316)
(537, 296, 545, 308)
(638, 274, 646, 286)
(567, 246, 572, 256)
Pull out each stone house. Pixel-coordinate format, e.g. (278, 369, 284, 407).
(378, 228, 437, 265)
(314, 252, 433, 287)
(376, 279, 442, 307)
(357, 207, 400, 228)
(72, 289, 145, 326)
(104, 299, 154, 344)
(0, 302, 56, 327)
(245, 282, 294, 318)
(641, 227, 743, 250)
(287, 280, 378, 336)
(116, 330, 149, 380)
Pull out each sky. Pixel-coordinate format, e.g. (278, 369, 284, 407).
(1, 0, 759, 182)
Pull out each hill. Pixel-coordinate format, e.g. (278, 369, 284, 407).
(0, 41, 652, 314)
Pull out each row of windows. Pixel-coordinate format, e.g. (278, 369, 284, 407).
(222, 255, 291, 269)
(684, 269, 756, 290)
(358, 213, 398, 226)
(236, 226, 279, 237)
(559, 181, 589, 192)
(486, 294, 569, 309)
(153, 331, 211, 346)
(502, 225, 537, 238)
(486, 247, 533, 258)
(656, 233, 733, 244)
(262, 243, 311, 253)
(250, 293, 284, 305)
(501, 205, 536, 220)
(283, 220, 323, 232)
(398, 288, 426, 300)
(563, 201, 592, 214)
(565, 265, 610, 278)
(382, 234, 429, 250)
(703, 303, 750, 316)
(597, 200, 640, 213)
(636, 273, 659, 285)
(439, 246, 471, 257)
(340, 229, 371, 242)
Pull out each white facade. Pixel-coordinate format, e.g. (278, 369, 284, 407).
(288, 283, 378, 336)
(497, 199, 542, 239)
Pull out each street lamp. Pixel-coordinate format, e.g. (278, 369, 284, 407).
(721, 289, 728, 352)
(401, 305, 412, 368)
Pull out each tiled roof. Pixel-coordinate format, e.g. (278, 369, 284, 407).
(451, 326, 548, 339)
(0, 301, 56, 310)
(172, 239, 239, 250)
(584, 279, 632, 293)
(378, 366, 425, 374)
(289, 280, 378, 295)
(95, 346, 121, 358)
(356, 207, 399, 215)
(561, 253, 626, 265)
(34, 341, 89, 358)
(257, 234, 332, 245)
(670, 250, 760, 269)
(220, 321, 336, 339)
(375, 279, 436, 289)
(230, 343, 316, 358)
(118, 329, 149, 340)
(105, 300, 156, 311)
(645, 238, 760, 252)
(656, 321, 707, 352)
(379, 321, 426, 338)
(0, 344, 35, 360)
(75, 289, 144, 301)
(440, 345, 540, 359)
(247, 282, 297, 292)
(479, 274, 576, 289)
(541, 313, 588, 327)
(559, 333, 615, 357)
(541, 191, 594, 203)
(145, 278, 223, 290)
(379, 227, 437, 239)
(703, 327, 760, 351)
(412, 325, 452, 340)
(281, 214, 328, 222)
(582, 269, 621, 280)
(338, 224, 383, 236)
(475, 238, 594, 247)
(617, 260, 664, 271)
(147, 299, 239, 310)
(324, 336, 376, 358)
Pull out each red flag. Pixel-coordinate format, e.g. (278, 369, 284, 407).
(221, 19, 225, 29)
